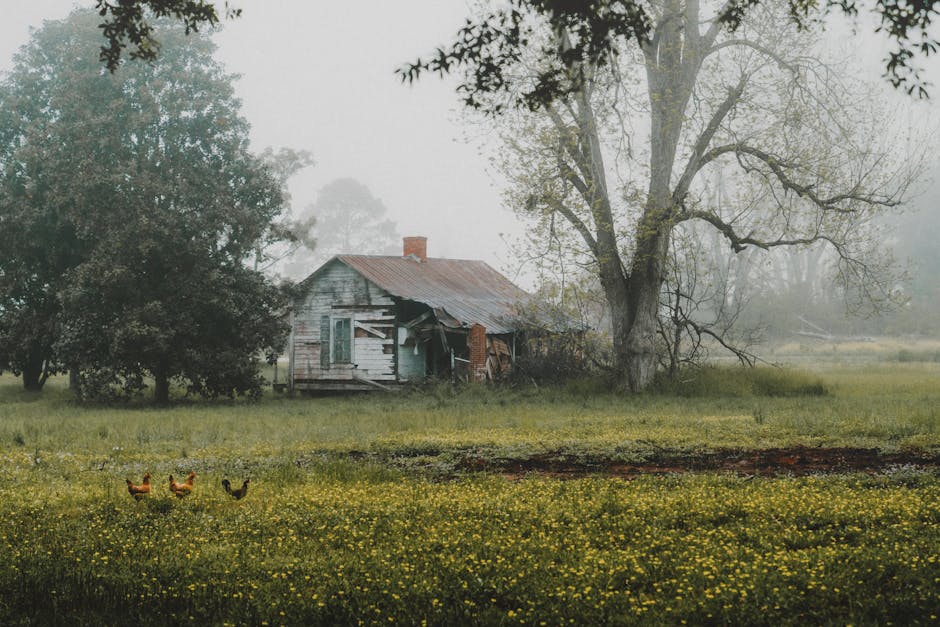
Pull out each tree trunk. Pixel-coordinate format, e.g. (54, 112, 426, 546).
(21, 351, 46, 391)
(154, 369, 170, 404)
(624, 302, 661, 391)
(543, 0, 701, 392)
(22, 365, 44, 391)
(667, 286, 682, 378)
(624, 218, 672, 392)
(624, 281, 666, 391)
(605, 284, 633, 391)
(606, 287, 662, 392)
(598, 247, 666, 392)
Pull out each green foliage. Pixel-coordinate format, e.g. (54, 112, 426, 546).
(60, 259, 287, 402)
(83, 1, 940, 105)
(401, 0, 940, 113)
(652, 366, 829, 398)
(896, 349, 940, 363)
(95, 0, 240, 71)
(2, 362, 938, 463)
(0, 11, 290, 401)
(0, 287, 63, 390)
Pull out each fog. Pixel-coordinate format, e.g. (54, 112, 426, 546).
(0, 1, 524, 278)
(2, 1, 939, 335)
(209, 2, 525, 272)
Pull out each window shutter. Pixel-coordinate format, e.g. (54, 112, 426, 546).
(320, 315, 331, 370)
(334, 318, 352, 363)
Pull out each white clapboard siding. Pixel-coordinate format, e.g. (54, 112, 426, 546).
(292, 260, 398, 382)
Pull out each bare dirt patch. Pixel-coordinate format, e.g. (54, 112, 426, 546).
(456, 446, 940, 479)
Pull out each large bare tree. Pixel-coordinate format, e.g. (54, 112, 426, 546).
(490, 0, 919, 391)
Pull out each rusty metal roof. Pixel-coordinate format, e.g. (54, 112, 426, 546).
(335, 255, 530, 333)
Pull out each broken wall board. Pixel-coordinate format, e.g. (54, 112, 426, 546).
(291, 259, 397, 382)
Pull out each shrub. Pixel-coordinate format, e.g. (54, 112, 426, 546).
(749, 367, 829, 397)
(652, 365, 828, 398)
(894, 349, 940, 363)
(509, 330, 605, 386)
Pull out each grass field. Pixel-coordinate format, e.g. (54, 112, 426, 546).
(0, 361, 938, 624)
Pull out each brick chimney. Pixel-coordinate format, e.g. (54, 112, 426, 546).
(469, 323, 487, 382)
(403, 236, 427, 262)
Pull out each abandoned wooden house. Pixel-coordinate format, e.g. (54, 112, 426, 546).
(287, 237, 535, 391)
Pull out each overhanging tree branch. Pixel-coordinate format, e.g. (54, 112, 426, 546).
(733, 144, 902, 210)
(682, 143, 902, 214)
(681, 208, 836, 252)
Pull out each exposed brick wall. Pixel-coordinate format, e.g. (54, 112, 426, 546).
(403, 236, 427, 262)
(468, 324, 487, 382)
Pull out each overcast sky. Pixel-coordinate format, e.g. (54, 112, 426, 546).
(0, 1, 525, 278)
(1, 1, 938, 287)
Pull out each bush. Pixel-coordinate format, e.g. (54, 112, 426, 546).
(509, 330, 606, 386)
(652, 365, 829, 398)
(749, 368, 828, 397)
(895, 349, 940, 363)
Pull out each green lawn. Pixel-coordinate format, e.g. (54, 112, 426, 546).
(0, 364, 938, 624)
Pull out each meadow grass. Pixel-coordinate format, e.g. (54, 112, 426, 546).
(769, 336, 940, 365)
(2, 363, 938, 464)
(0, 363, 938, 624)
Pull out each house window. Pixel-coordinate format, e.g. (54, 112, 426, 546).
(333, 317, 352, 363)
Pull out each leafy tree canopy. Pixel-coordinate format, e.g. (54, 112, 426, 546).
(303, 178, 399, 257)
(481, 0, 917, 390)
(0, 10, 290, 401)
(96, 0, 240, 71)
(90, 0, 940, 108)
(93, 1, 938, 106)
(398, 0, 940, 110)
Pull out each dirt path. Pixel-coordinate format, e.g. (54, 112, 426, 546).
(455, 446, 940, 479)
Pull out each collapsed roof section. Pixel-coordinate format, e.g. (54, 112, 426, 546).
(336, 254, 527, 334)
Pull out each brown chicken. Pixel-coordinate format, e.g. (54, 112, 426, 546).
(221, 478, 250, 500)
(126, 473, 151, 500)
(169, 471, 196, 498)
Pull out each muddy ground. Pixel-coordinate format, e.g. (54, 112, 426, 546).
(453, 446, 940, 479)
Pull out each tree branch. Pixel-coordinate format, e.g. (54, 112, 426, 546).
(548, 94, 626, 283)
(702, 0, 738, 49)
(536, 196, 600, 258)
(683, 143, 902, 213)
(545, 105, 595, 187)
(734, 144, 901, 210)
(684, 317, 758, 367)
(681, 208, 833, 252)
(707, 38, 801, 74)
(673, 73, 748, 204)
